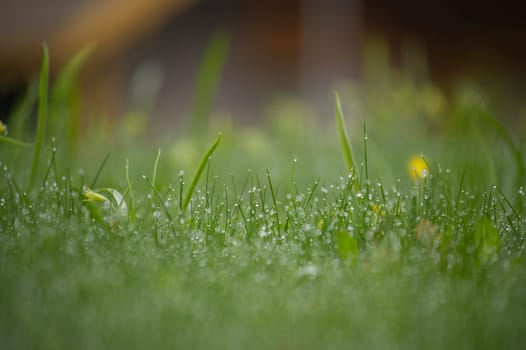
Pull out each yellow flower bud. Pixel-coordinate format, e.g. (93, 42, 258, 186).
(408, 155, 429, 180)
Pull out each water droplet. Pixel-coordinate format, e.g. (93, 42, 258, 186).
(297, 263, 318, 279)
(258, 225, 270, 238)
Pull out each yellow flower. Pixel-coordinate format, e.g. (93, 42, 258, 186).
(0, 121, 6, 134)
(408, 155, 429, 180)
(82, 187, 108, 202)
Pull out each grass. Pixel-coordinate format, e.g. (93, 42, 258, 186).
(29, 44, 49, 186)
(0, 49, 526, 349)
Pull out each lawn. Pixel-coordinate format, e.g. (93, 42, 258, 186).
(1, 46, 525, 349)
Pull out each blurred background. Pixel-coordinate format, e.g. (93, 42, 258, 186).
(1, 0, 526, 130)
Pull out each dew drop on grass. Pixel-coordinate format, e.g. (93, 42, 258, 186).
(297, 263, 318, 279)
(258, 225, 270, 238)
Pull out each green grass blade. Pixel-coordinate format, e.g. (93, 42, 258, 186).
(0, 135, 32, 148)
(50, 45, 93, 148)
(479, 109, 525, 187)
(51, 46, 93, 106)
(90, 152, 111, 189)
(335, 92, 357, 175)
(151, 147, 161, 199)
(266, 169, 281, 235)
(145, 176, 176, 235)
(183, 133, 222, 211)
(30, 44, 50, 187)
(125, 159, 135, 222)
(191, 31, 229, 135)
(10, 79, 38, 140)
(363, 123, 369, 182)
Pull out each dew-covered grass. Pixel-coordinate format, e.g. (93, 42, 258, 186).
(1, 49, 526, 349)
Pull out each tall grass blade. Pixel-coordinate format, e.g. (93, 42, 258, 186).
(191, 31, 229, 135)
(90, 152, 110, 188)
(266, 169, 281, 235)
(151, 148, 161, 199)
(10, 79, 38, 140)
(50, 46, 93, 149)
(125, 159, 135, 222)
(183, 133, 222, 211)
(479, 109, 525, 187)
(363, 123, 369, 182)
(30, 44, 50, 187)
(145, 177, 176, 235)
(335, 92, 358, 176)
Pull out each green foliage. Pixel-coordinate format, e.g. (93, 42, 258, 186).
(335, 230, 359, 260)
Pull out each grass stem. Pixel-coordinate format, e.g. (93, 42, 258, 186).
(183, 133, 222, 211)
(30, 44, 49, 187)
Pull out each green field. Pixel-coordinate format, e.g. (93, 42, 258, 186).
(1, 47, 525, 349)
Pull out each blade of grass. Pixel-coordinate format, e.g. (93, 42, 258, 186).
(183, 132, 222, 211)
(90, 152, 111, 188)
(41, 138, 57, 187)
(0, 135, 32, 148)
(191, 31, 229, 135)
(30, 44, 50, 187)
(178, 170, 184, 211)
(145, 176, 176, 236)
(335, 92, 358, 180)
(479, 109, 525, 187)
(303, 177, 320, 210)
(125, 159, 135, 222)
(65, 166, 72, 217)
(50, 45, 93, 147)
(151, 148, 161, 199)
(363, 123, 369, 182)
(223, 186, 230, 233)
(10, 79, 38, 140)
(266, 169, 281, 235)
